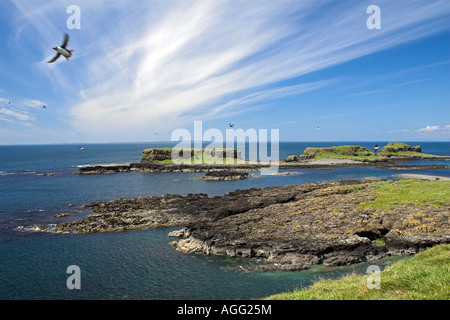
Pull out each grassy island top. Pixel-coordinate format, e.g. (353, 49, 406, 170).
(299, 143, 438, 161)
(139, 142, 443, 164)
(300, 145, 378, 160)
(141, 147, 243, 164)
(377, 142, 434, 157)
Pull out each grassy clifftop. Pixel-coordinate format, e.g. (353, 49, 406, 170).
(265, 179, 450, 299)
(140, 143, 443, 164)
(300, 145, 377, 160)
(378, 142, 434, 157)
(265, 244, 450, 300)
(141, 148, 242, 164)
(299, 143, 438, 161)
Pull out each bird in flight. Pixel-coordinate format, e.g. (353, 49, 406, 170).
(48, 33, 74, 63)
(228, 123, 235, 128)
(42, 105, 46, 109)
(79, 146, 84, 152)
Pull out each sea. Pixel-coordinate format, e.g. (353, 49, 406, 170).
(0, 141, 449, 300)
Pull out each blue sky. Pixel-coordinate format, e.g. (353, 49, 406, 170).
(0, 0, 449, 144)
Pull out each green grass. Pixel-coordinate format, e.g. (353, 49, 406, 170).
(377, 142, 435, 157)
(143, 147, 173, 152)
(318, 152, 379, 160)
(265, 244, 450, 300)
(379, 151, 436, 158)
(143, 148, 244, 164)
(300, 145, 379, 160)
(300, 143, 439, 160)
(358, 180, 450, 211)
(155, 159, 174, 164)
(156, 154, 247, 165)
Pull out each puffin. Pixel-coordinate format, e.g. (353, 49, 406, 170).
(48, 33, 73, 63)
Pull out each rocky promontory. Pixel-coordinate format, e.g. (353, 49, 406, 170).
(73, 143, 450, 175)
(377, 142, 422, 157)
(141, 147, 241, 164)
(195, 171, 251, 181)
(299, 145, 377, 161)
(54, 178, 450, 272)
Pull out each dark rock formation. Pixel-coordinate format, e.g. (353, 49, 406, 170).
(378, 142, 421, 155)
(55, 179, 450, 272)
(283, 155, 299, 162)
(72, 161, 450, 175)
(141, 148, 174, 163)
(197, 171, 250, 181)
(141, 148, 241, 163)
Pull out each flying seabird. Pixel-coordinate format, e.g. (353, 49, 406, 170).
(48, 33, 73, 63)
(228, 123, 235, 128)
(79, 146, 84, 152)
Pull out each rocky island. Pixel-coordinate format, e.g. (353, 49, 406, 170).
(60, 143, 450, 272)
(194, 171, 252, 181)
(73, 143, 450, 175)
(54, 177, 450, 272)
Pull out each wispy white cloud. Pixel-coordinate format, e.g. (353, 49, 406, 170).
(348, 89, 390, 98)
(0, 107, 34, 121)
(202, 80, 335, 120)
(416, 125, 441, 133)
(388, 125, 450, 136)
(0, 97, 46, 124)
(16, 99, 46, 109)
(347, 78, 429, 98)
(416, 125, 450, 133)
(9, 0, 450, 140)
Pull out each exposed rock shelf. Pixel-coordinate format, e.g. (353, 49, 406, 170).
(194, 171, 251, 181)
(72, 144, 450, 175)
(54, 179, 450, 272)
(73, 159, 450, 175)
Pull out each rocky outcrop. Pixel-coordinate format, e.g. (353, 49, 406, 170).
(54, 179, 450, 271)
(73, 164, 132, 174)
(282, 155, 299, 162)
(300, 145, 376, 160)
(55, 184, 308, 233)
(73, 159, 450, 175)
(141, 148, 242, 163)
(72, 142, 450, 175)
(170, 180, 450, 271)
(378, 143, 421, 155)
(141, 148, 173, 163)
(196, 171, 250, 181)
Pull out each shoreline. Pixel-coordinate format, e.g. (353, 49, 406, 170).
(56, 144, 450, 273)
(72, 156, 450, 174)
(53, 178, 450, 272)
(392, 173, 450, 181)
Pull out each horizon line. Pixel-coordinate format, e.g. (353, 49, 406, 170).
(1, 140, 449, 147)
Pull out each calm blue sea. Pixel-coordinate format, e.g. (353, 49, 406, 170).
(0, 141, 449, 299)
